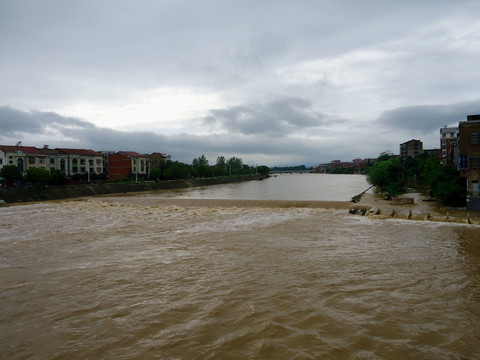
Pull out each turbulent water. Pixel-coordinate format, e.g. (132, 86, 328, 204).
(1, 174, 480, 359)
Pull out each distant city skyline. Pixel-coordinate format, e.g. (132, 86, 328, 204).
(1, 1, 480, 166)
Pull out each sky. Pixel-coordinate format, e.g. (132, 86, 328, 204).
(1, 0, 480, 166)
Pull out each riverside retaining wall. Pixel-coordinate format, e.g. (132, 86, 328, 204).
(0, 175, 264, 204)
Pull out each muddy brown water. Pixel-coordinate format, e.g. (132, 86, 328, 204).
(1, 175, 479, 359)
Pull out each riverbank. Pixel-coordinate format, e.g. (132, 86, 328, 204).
(352, 192, 480, 225)
(0, 175, 264, 204)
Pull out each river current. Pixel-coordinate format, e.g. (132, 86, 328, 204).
(1, 174, 479, 359)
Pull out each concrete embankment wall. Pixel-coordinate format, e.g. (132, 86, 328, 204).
(0, 175, 264, 204)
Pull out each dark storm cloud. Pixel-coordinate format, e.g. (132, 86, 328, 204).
(0, 106, 94, 136)
(202, 97, 326, 136)
(377, 100, 480, 133)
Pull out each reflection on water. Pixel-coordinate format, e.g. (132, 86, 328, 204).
(1, 175, 479, 359)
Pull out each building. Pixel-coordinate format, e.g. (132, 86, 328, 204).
(440, 125, 459, 166)
(40, 145, 62, 172)
(400, 139, 423, 159)
(0, 144, 46, 173)
(148, 152, 170, 169)
(56, 148, 104, 176)
(458, 114, 480, 211)
(108, 151, 147, 181)
(423, 148, 441, 160)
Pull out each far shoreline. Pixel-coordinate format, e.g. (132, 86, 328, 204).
(0, 175, 264, 205)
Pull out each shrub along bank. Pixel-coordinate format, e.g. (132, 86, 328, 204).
(366, 154, 465, 207)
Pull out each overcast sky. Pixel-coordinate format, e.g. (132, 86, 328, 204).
(1, 0, 480, 166)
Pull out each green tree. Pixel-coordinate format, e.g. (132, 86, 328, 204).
(367, 158, 405, 198)
(24, 168, 52, 186)
(149, 168, 162, 180)
(0, 165, 23, 182)
(227, 157, 243, 172)
(420, 158, 465, 206)
(215, 156, 227, 176)
(256, 165, 270, 176)
(192, 155, 211, 177)
(192, 154, 209, 167)
(163, 161, 195, 179)
(50, 169, 66, 185)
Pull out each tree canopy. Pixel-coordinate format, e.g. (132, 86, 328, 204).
(367, 157, 405, 198)
(367, 155, 465, 206)
(0, 165, 23, 181)
(24, 168, 51, 186)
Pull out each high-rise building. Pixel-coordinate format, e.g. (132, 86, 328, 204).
(440, 125, 459, 166)
(400, 139, 423, 159)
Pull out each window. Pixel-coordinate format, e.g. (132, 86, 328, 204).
(471, 157, 479, 169)
(460, 154, 468, 170)
(17, 158, 24, 172)
(89, 159, 93, 166)
(96, 167, 102, 173)
(50, 158, 55, 164)
(96, 159, 102, 165)
(29, 156, 35, 164)
(472, 133, 479, 145)
(80, 159, 86, 165)
(39, 158, 45, 164)
(0, 159, 2, 164)
(72, 159, 78, 173)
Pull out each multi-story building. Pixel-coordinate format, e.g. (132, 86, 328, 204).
(440, 125, 459, 166)
(108, 151, 147, 181)
(56, 148, 104, 176)
(148, 152, 170, 169)
(458, 114, 480, 210)
(400, 139, 423, 159)
(423, 148, 441, 160)
(40, 145, 62, 172)
(0, 144, 46, 173)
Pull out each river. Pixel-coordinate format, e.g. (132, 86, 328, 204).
(1, 174, 479, 359)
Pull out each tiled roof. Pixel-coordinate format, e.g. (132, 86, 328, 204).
(120, 151, 147, 157)
(0, 145, 43, 155)
(57, 148, 102, 156)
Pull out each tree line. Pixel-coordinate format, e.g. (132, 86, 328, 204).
(0, 155, 270, 186)
(366, 154, 465, 206)
(150, 155, 269, 180)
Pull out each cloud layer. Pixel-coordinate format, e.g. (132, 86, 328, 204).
(2, 1, 480, 165)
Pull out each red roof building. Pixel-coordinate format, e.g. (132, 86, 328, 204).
(56, 148, 104, 176)
(0, 145, 46, 173)
(108, 151, 147, 181)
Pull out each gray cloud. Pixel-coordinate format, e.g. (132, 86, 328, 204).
(203, 97, 326, 136)
(2, 1, 480, 165)
(0, 106, 358, 165)
(0, 106, 94, 137)
(377, 100, 480, 133)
